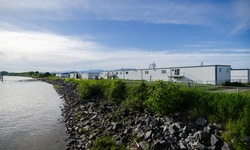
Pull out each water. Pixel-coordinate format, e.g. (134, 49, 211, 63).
(0, 76, 67, 150)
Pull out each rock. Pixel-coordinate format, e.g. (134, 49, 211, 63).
(208, 146, 216, 150)
(199, 131, 211, 144)
(77, 144, 82, 149)
(221, 142, 230, 150)
(112, 123, 123, 131)
(149, 118, 159, 128)
(196, 118, 208, 127)
(179, 132, 188, 139)
(89, 133, 97, 140)
(145, 130, 152, 139)
(153, 140, 166, 149)
(136, 132, 144, 140)
(123, 128, 132, 135)
(213, 123, 223, 129)
(196, 143, 207, 150)
(169, 124, 179, 134)
(210, 134, 221, 146)
(166, 135, 177, 144)
(139, 141, 150, 150)
(162, 125, 168, 133)
(164, 115, 175, 124)
(174, 122, 183, 130)
(179, 141, 186, 149)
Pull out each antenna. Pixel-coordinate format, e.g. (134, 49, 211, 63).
(149, 62, 156, 69)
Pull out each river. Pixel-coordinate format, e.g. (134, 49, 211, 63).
(0, 76, 67, 150)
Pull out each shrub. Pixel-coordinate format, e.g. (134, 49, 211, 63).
(90, 136, 125, 150)
(77, 80, 103, 99)
(221, 81, 246, 87)
(106, 80, 126, 104)
(144, 81, 182, 115)
(123, 81, 148, 111)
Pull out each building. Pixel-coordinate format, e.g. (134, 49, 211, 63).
(100, 65, 231, 85)
(70, 72, 80, 79)
(56, 73, 70, 78)
(231, 69, 250, 83)
(80, 72, 100, 79)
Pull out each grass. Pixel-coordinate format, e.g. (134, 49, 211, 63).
(240, 89, 250, 96)
(90, 135, 126, 150)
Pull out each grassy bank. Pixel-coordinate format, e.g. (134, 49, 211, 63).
(50, 78, 250, 149)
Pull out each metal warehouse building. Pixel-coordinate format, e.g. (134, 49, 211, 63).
(100, 64, 231, 85)
(231, 69, 250, 83)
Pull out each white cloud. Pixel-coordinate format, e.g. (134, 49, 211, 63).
(0, 29, 249, 72)
(1, 0, 249, 34)
(230, 0, 250, 34)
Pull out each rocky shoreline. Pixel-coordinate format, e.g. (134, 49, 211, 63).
(47, 79, 231, 150)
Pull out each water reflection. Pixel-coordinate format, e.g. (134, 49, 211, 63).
(0, 76, 67, 150)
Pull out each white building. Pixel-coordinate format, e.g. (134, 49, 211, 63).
(70, 72, 80, 78)
(100, 65, 231, 85)
(81, 72, 100, 79)
(56, 73, 70, 78)
(231, 69, 250, 83)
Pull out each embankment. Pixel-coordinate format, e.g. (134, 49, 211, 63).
(46, 78, 250, 150)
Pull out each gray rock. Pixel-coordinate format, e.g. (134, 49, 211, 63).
(123, 128, 132, 135)
(196, 118, 208, 127)
(165, 135, 174, 144)
(199, 131, 211, 143)
(208, 146, 216, 150)
(137, 132, 144, 140)
(221, 142, 230, 150)
(179, 132, 188, 139)
(213, 123, 223, 129)
(196, 143, 207, 150)
(162, 125, 168, 133)
(150, 118, 159, 128)
(153, 140, 165, 149)
(179, 141, 186, 149)
(169, 124, 179, 134)
(112, 123, 123, 130)
(88, 133, 97, 140)
(164, 116, 175, 124)
(139, 141, 150, 150)
(174, 122, 183, 130)
(145, 130, 152, 139)
(210, 134, 221, 146)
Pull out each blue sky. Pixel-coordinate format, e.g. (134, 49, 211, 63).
(0, 0, 249, 72)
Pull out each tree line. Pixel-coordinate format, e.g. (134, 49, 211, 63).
(0, 71, 55, 78)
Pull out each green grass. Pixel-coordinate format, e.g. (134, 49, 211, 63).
(240, 89, 250, 96)
(90, 136, 126, 150)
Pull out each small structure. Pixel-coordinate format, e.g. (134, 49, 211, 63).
(231, 69, 250, 83)
(56, 73, 70, 78)
(70, 72, 80, 79)
(80, 71, 100, 79)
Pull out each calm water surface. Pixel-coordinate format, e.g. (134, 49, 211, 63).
(0, 76, 67, 150)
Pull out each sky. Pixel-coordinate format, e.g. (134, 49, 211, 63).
(0, 0, 250, 72)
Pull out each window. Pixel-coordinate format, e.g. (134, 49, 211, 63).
(120, 72, 122, 74)
(174, 69, 180, 75)
(219, 68, 222, 72)
(227, 69, 229, 73)
(145, 71, 149, 74)
(161, 70, 166, 74)
(116, 72, 118, 74)
(126, 72, 128, 74)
